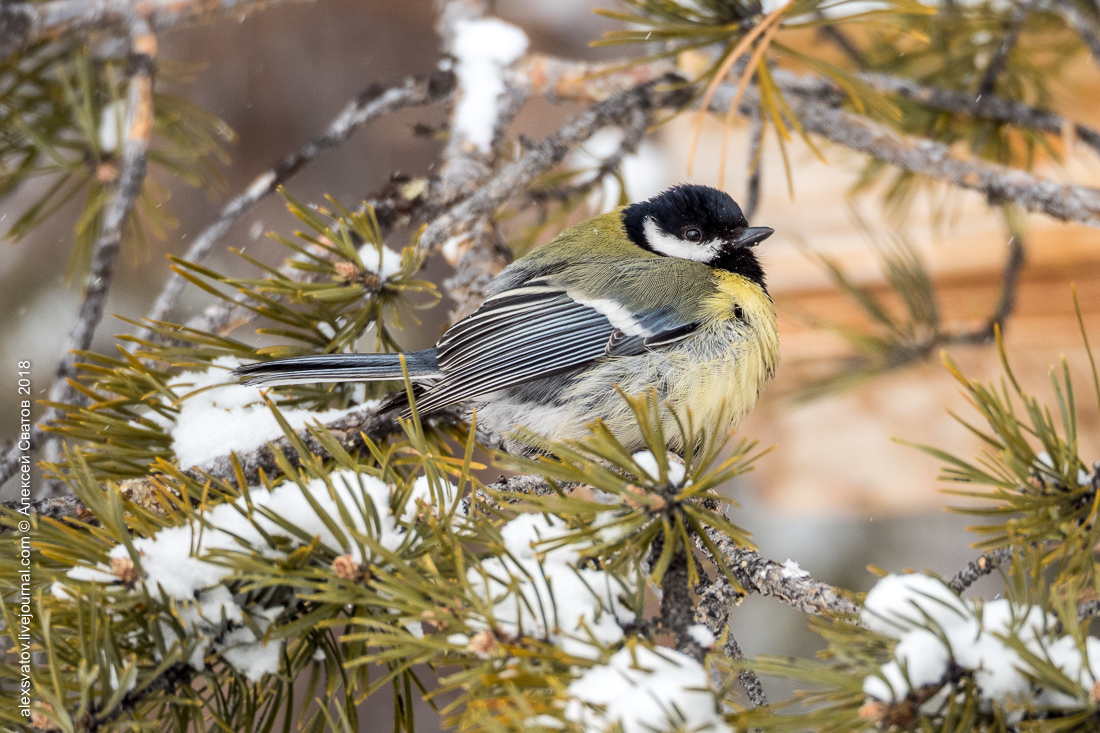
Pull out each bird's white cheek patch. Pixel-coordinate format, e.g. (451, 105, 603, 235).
(643, 219, 720, 263)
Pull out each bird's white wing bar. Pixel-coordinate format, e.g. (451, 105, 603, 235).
(642, 217, 721, 262)
(411, 284, 701, 415)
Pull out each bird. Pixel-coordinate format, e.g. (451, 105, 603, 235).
(234, 184, 779, 453)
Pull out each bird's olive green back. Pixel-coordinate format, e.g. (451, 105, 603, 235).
(489, 209, 722, 323)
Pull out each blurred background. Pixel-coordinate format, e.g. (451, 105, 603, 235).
(2, 0, 1098, 721)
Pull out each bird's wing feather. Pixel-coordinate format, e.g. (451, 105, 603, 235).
(412, 283, 698, 414)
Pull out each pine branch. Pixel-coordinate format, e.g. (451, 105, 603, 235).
(36, 22, 156, 493)
(49, 22, 155, 406)
(136, 70, 455, 341)
(948, 547, 1014, 593)
(1051, 0, 1100, 62)
(658, 540, 706, 662)
(977, 0, 1035, 97)
(0, 0, 310, 62)
(176, 178, 430, 340)
(178, 403, 461, 487)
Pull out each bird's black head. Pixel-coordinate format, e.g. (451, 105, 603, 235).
(621, 184, 772, 291)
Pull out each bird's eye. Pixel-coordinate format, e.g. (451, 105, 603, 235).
(684, 228, 702, 242)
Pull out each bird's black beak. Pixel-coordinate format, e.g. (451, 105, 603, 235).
(733, 226, 774, 248)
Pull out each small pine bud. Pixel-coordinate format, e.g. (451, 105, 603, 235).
(95, 160, 118, 183)
(30, 703, 58, 731)
(624, 485, 666, 512)
(466, 631, 496, 656)
(119, 476, 164, 514)
(858, 700, 886, 724)
(420, 610, 446, 634)
(334, 262, 360, 282)
(331, 555, 364, 582)
(110, 556, 139, 584)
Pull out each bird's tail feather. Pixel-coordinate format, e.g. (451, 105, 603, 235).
(233, 349, 441, 387)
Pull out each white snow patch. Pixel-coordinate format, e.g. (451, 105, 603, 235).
(631, 451, 686, 486)
(468, 513, 634, 658)
(358, 242, 404, 279)
(450, 18, 529, 153)
(687, 624, 716, 648)
(781, 559, 808, 579)
(167, 357, 369, 468)
(564, 645, 729, 733)
(98, 99, 127, 153)
(860, 574, 1100, 714)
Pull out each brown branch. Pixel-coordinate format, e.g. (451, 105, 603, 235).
(136, 71, 455, 342)
(0, 0, 310, 62)
(948, 547, 1014, 593)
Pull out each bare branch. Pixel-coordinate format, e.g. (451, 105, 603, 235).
(723, 632, 769, 708)
(137, 71, 455, 341)
(698, 524, 862, 618)
(948, 547, 1014, 593)
(0, 0, 310, 62)
(657, 539, 706, 662)
(847, 71, 1100, 156)
(737, 84, 1100, 227)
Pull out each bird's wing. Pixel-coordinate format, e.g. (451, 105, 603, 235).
(412, 280, 698, 413)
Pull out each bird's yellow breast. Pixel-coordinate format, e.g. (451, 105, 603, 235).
(665, 271, 779, 437)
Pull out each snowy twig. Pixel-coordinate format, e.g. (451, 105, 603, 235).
(136, 71, 455, 342)
(417, 77, 686, 257)
(0, 0, 308, 61)
(948, 547, 1014, 593)
(179, 404, 461, 487)
(698, 524, 862, 618)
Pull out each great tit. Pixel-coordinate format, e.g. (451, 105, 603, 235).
(234, 184, 778, 451)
